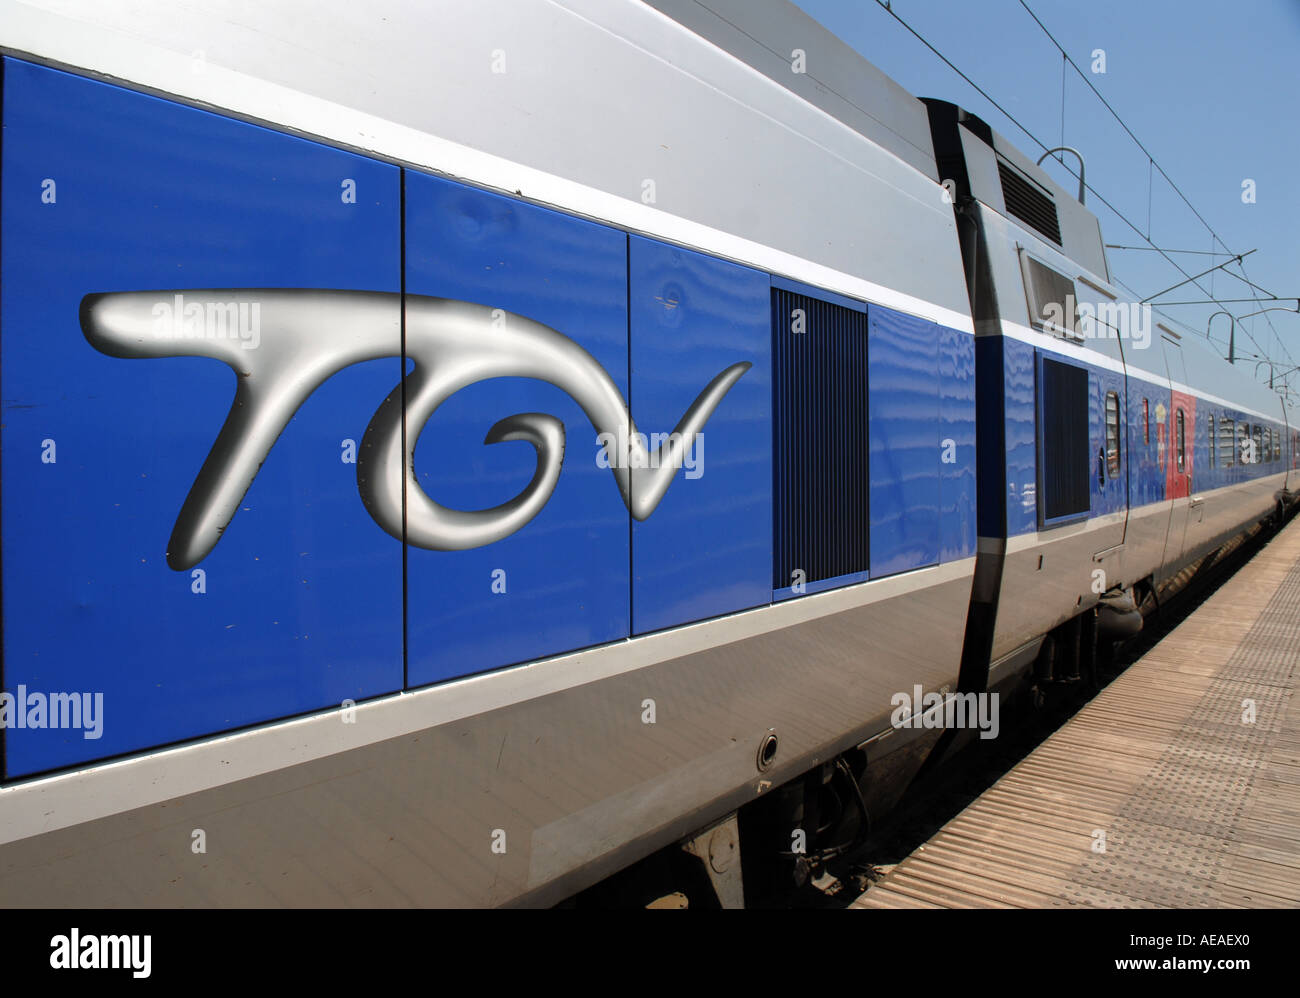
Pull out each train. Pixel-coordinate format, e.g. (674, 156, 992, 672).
(1, 0, 1296, 907)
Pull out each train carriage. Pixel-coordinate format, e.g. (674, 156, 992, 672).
(0, 0, 1292, 907)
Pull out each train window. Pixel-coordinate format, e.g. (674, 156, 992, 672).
(1221, 418, 1236, 467)
(1208, 414, 1216, 467)
(1253, 425, 1263, 465)
(1143, 398, 1150, 444)
(1021, 253, 1079, 339)
(1175, 409, 1186, 472)
(1274, 428, 1281, 462)
(1040, 357, 1090, 520)
(1106, 392, 1121, 478)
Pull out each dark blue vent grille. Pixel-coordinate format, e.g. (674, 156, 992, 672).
(771, 287, 870, 589)
(1040, 357, 1090, 521)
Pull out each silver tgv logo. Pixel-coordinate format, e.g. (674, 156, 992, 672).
(80, 290, 750, 570)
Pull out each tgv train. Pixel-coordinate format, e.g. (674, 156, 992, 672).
(1, 0, 1295, 907)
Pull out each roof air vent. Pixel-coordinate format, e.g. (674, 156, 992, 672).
(998, 159, 1062, 245)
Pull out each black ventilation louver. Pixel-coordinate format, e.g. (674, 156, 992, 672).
(1040, 357, 1090, 521)
(998, 159, 1062, 245)
(771, 287, 870, 589)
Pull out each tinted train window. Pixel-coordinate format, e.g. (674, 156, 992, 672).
(1221, 418, 1236, 467)
(1253, 425, 1263, 465)
(771, 286, 869, 588)
(1208, 414, 1217, 467)
(1022, 254, 1078, 339)
(1040, 357, 1090, 520)
(1106, 392, 1122, 478)
(1175, 409, 1186, 472)
(1143, 398, 1150, 444)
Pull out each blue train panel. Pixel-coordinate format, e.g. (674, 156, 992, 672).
(1003, 338, 1039, 536)
(868, 307, 939, 576)
(1192, 402, 1211, 493)
(1090, 362, 1127, 518)
(402, 171, 630, 686)
(1, 59, 403, 776)
(628, 237, 771, 633)
(938, 325, 977, 561)
(1127, 375, 1167, 508)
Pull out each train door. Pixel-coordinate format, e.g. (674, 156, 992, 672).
(1090, 364, 1127, 561)
(1161, 336, 1196, 571)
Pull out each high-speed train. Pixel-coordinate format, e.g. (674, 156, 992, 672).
(1, 0, 1295, 907)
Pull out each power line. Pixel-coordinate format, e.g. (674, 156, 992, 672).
(1110, 275, 1269, 359)
(869, 0, 1042, 157)
(1014, 0, 1294, 371)
(1141, 250, 1256, 304)
(1015, 0, 1227, 245)
(868, 0, 1284, 379)
(1107, 245, 1234, 256)
(1152, 298, 1299, 308)
(1236, 255, 1293, 367)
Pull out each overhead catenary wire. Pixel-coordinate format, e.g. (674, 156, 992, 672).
(1107, 245, 1235, 256)
(1235, 255, 1292, 367)
(869, 0, 1289, 374)
(1014, 0, 1294, 371)
(1141, 250, 1256, 304)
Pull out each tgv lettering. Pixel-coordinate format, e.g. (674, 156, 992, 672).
(80, 290, 749, 570)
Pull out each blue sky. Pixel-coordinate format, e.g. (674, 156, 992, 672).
(792, 0, 1300, 389)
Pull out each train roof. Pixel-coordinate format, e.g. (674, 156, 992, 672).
(1167, 322, 1291, 422)
(641, 0, 941, 180)
(645, 2, 1111, 275)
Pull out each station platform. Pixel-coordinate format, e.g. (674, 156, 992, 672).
(853, 518, 1300, 909)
